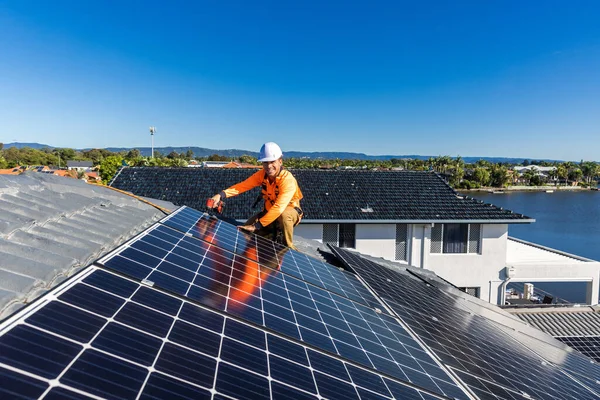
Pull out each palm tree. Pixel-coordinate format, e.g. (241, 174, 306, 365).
(557, 164, 569, 186)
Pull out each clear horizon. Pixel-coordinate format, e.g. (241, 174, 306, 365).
(1, 1, 599, 160)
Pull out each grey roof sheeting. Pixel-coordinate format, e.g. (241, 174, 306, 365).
(513, 307, 600, 337)
(110, 167, 534, 223)
(0, 172, 175, 320)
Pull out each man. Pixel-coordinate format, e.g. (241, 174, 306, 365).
(209, 142, 303, 249)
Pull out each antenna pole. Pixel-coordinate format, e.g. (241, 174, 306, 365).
(149, 126, 156, 158)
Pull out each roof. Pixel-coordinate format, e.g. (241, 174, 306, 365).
(0, 166, 24, 175)
(0, 172, 175, 319)
(513, 165, 556, 172)
(511, 307, 600, 336)
(223, 161, 261, 169)
(507, 237, 596, 264)
(110, 167, 534, 223)
(66, 161, 93, 168)
(1, 194, 599, 399)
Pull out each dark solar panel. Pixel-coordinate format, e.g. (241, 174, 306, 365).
(97, 210, 464, 398)
(161, 206, 386, 309)
(1, 267, 448, 400)
(558, 336, 600, 363)
(330, 246, 600, 400)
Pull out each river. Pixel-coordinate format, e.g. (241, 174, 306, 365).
(472, 190, 600, 303)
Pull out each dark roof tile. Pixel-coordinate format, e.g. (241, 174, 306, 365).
(111, 168, 532, 222)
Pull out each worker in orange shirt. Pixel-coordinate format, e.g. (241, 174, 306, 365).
(209, 142, 303, 250)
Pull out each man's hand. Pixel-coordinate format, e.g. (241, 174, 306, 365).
(210, 194, 221, 205)
(238, 224, 256, 233)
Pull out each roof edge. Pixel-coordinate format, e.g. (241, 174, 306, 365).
(508, 236, 598, 262)
(301, 219, 536, 224)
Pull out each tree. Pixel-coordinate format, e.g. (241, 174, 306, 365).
(239, 154, 257, 165)
(56, 148, 76, 161)
(557, 164, 569, 186)
(580, 161, 598, 185)
(99, 155, 124, 183)
(207, 154, 229, 161)
(185, 149, 194, 159)
(489, 165, 509, 188)
(126, 149, 141, 159)
(473, 167, 491, 186)
(167, 151, 181, 159)
(569, 168, 583, 185)
(83, 148, 114, 164)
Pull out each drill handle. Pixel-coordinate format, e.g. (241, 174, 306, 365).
(206, 198, 224, 213)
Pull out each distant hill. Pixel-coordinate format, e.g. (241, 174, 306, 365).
(2, 142, 54, 150)
(2, 142, 566, 164)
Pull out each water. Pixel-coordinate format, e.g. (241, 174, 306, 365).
(472, 191, 600, 303)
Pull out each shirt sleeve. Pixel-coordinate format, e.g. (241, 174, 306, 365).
(257, 174, 297, 227)
(222, 170, 263, 198)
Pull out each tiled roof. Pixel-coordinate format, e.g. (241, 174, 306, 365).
(110, 167, 533, 223)
(512, 307, 600, 337)
(0, 172, 175, 319)
(66, 161, 93, 168)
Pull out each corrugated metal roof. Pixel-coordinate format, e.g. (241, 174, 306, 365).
(507, 237, 594, 265)
(513, 307, 600, 337)
(0, 172, 175, 320)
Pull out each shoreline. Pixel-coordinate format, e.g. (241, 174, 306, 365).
(457, 186, 598, 193)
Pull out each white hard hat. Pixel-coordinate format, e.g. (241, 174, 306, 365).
(258, 142, 283, 162)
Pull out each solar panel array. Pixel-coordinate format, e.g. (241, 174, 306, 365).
(558, 336, 600, 363)
(1, 267, 443, 400)
(1, 206, 469, 399)
(330, 246, 600, 400)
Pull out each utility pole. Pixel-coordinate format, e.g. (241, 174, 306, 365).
(149, 126, 156, 158)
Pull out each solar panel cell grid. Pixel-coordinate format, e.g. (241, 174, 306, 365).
(330, 246, 600, 400)
(99, 216, 463, 397)
(160, 206, 383, 309)
(558, 336, 600, 363)
(0, 268, 443, 400)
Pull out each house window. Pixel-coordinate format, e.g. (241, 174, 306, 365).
(322, 224, 356, 248)
(430, 224, 481, 254)
(339, 223, 356, 248)
(395, 224, 408, 261)
(459, 287, 480, 297)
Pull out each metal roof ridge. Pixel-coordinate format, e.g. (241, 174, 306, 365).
(508, 236, 598, 262)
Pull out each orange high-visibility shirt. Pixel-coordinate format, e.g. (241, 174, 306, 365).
(222, 169, 303, 227)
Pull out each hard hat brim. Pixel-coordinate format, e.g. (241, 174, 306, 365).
(258, 156, 280, 162)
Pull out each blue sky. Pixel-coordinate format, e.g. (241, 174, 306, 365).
(1, 1, 599, 160)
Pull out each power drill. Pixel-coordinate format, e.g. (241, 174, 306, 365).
(206, 198, 224, 214)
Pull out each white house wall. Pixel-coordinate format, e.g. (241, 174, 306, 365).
(422, 224, 508, 303)
(355, 224, 397, 261)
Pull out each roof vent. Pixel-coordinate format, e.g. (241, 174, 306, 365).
(361, 205, 374, 213)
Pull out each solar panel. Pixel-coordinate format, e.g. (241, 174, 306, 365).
(558, 336, 600, 363)
(97, 214, 466, 399)
(330, 246, 600, 400)
(160, 206, 383, 309)
(1, 266, 448, 400)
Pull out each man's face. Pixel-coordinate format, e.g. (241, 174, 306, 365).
(262, 158, 282, 178)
